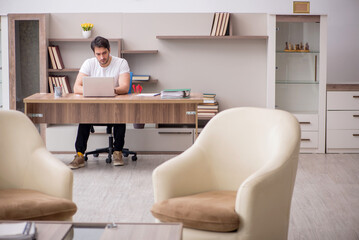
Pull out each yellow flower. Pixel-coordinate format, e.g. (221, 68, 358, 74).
(81, 23, 94, 31)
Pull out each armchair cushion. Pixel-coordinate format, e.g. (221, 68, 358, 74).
(0, 189, 77, 220)
(151, 191, 239, 232)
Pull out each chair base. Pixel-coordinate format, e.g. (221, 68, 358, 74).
(84, 148, 137, 163)
(85, 125, 138, 163)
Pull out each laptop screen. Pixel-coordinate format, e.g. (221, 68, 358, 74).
(83, 77, 116, 97)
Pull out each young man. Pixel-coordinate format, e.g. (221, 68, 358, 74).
(68, 36, 131, 169)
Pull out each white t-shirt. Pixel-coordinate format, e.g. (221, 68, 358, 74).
(79, 55, 130, 87)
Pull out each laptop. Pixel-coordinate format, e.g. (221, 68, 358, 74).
(83, 77, 116, 97)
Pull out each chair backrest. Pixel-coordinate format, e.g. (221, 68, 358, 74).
(194, 107, 301, 190)
(128, 71, 133, 94)
(0, 110, 45, 189)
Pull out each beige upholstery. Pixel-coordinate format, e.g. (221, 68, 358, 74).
(0, 110, 76, 220)
(152, 107, 300, 240)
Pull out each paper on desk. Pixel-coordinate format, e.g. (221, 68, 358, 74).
(137, 93, 160, 97)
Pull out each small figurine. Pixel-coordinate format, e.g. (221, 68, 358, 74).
(285, 42, 289, 50)
(300, 42, 304, 50)
(305, 42, 309, 51)
(295, 44, 300, 50)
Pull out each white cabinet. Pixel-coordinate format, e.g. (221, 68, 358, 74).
(274, 15, 327, 153)
(327, 89, 359, 153)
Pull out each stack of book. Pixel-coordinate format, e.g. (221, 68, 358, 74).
(48, 75, 72, 94)
(161, 89, 191, 99)
(48, 45, 65, 69)
(210, 12, 230, 36)
(132, 75, 150, 81)
(198, 93, 219, 119)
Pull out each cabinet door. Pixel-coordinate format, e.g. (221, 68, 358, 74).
(275, 18, 320, 114)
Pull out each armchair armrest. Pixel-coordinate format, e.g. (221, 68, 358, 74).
(235, 151, 299, 239)
(153, 145, 215, 202)
(23, 147, 73, 201)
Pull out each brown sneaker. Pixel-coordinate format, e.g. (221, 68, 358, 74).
(113, 151, 124, 166)
(69, 154, 85, 169)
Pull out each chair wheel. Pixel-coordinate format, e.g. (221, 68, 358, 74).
(123, 153, 129, 157)
(84, 156, 88, 161)
(106, 158, 112, 164)
(94, 153, 99, 157)
(132, 155, 137, 161)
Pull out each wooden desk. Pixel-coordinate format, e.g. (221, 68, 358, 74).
(24, 93, 203, 135)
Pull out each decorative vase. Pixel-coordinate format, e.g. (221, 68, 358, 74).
(82, 30, 91, 38)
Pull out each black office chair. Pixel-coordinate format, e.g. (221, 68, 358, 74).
(84, 125, 137, 163)
(84, 73, 137, 163)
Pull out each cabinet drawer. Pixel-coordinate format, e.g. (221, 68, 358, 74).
(300, 131, 318, 149)
(125, 128, 193, 152)
(293, 114, 318, 131)
(327, 111, 359, 129)
(327, 91, 359, 110)
(327, 130, 359, 149)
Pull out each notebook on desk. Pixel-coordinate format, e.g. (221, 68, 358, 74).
(83, 77, 116, 97)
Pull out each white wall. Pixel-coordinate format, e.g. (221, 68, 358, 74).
(0, 0, 358, 96)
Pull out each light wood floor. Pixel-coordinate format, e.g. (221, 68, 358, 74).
(56, 153, 359, 240)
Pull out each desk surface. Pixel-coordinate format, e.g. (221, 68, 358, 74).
(24, 93, 204, 104)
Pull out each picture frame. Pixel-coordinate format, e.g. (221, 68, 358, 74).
(293, 1, 310, 14)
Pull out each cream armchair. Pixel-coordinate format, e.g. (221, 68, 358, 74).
(152, 107, 300, 240)
(0, 110, 76, 220)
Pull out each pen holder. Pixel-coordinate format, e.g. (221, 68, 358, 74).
(54, 86, 63, 98)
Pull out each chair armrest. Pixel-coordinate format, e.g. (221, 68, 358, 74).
(235, 152, 299, 239)
(153, 145, 215, 203)
(23, 147, 73, 201)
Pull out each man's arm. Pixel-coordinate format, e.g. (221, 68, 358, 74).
(115, 72, 131, 95)
(73, 72, 88, 94)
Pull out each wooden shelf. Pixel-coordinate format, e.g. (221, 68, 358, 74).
(49, 38, 121, 42)
(121, 50, 158, 54)
(48, 68, 79, 73)
(156, 35, 268, 40)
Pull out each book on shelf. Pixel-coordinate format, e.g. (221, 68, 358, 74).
(51, 45, 65, 69)
(203, 93, 216, 98)
(216, 12, 224, 36)
(197, 112, 216, 118)
(49, 75, 72, 94)
(222, 12, 230, 36)
(203, 99, 217, 104)
(198, 109, 219, 113)
(197, 104, 219, 110)
(210, 12, 230, 36)
(48, 46, 57, 69)
(161, 88, 191, 99)
(132, 75, 150, 81)
(210, 12, 220, 36)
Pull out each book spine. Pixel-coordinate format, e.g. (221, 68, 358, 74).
(48, 46, 58, 69)
(52, 46, 65, 69)
(48, 76, 54, 93)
